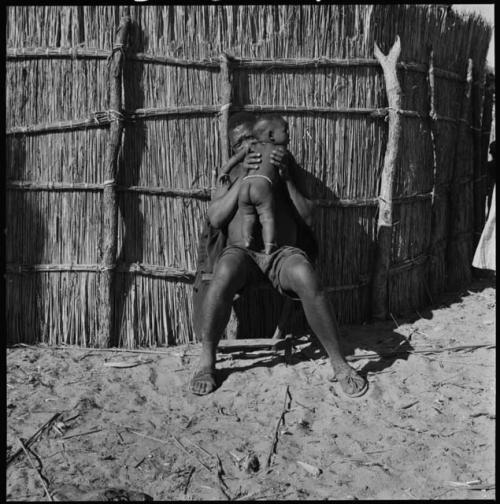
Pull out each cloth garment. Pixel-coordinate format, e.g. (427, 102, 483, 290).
(473, 184, 496, 271)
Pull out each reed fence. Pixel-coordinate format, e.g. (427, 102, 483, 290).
(5, 5, 493, 347)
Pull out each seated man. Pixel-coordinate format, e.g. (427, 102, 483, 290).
(190, 112, 368, 398)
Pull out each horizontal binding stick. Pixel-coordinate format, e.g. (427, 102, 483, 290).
(7, 106, 468, 137)
(6, 181, 431, 205)
(5, 256, 426, 281)
(6, 48, 477, 86)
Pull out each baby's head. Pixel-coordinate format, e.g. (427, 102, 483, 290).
(228, 112, 257, 153)
(253, 115, 289, 146)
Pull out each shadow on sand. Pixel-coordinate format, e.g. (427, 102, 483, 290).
(216, 274, 495, 388)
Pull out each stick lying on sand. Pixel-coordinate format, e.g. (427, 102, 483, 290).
(7, 413, 62, 466)
(16, 437, 54, 501)
(346, 343, 495, 362)
(266, 385, 292, 468)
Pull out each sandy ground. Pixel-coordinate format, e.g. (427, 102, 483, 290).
(6, 277, 496, 501)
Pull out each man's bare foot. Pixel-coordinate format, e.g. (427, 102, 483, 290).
(330, 366, 368, 398)
(190, 367, 217, 395)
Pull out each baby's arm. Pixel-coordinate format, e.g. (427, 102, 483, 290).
(219, 148, 247, 181)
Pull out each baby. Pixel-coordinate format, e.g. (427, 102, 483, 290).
(220, 114, 290, 254)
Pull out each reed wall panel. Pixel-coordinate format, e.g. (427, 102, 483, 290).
(6, 192, 103, 264)
(6, 5, 492, 346)
(7, 131, 109, 183)
(394, 118, 435, 196)
(7, 6, 83, 48)
(116, 194, 208, 270)
(125, 62, 221, 110)
(117, 119, 221, 189)
(6, 273, 101, 346)
(113, 276, 195, 347)
(6, 59, 111, 128)
(267, 116, 385, 200)
(389, 263, 429, 316)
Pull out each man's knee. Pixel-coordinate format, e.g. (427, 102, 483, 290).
(284, 258, 323, 297)
(211, 256, 246, 294)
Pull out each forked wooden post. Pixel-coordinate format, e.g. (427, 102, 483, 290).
(98, 15, 130, 347)
(371, 36, 402, 320)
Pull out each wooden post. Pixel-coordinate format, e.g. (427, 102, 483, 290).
(446, 59, 473, 290)
(479, 72, 495, 220)
(371, 36, 402, 321)
(217, 52, 239, 340)
(98, 15, 130, 347)
(472, 69, 487, 251)
(214, 52, 232, 196)
(426, 49, 444, 299)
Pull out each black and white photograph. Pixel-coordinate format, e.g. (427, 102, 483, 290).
(5, 3, 495, 501)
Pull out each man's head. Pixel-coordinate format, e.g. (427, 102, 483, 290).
(228, 112, 257, 153)
(253, 115, 289, 146)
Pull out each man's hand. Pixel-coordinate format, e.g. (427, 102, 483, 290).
(242, 151, 262, 171)
(270, 146, 291, 180)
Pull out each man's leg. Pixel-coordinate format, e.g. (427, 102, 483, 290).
(191, 249, 250, 395)
(278, 254, 368, 397)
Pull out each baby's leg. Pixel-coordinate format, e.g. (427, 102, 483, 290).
(238, 183, 258, 248)
(254, 198, 276, 254)
(249, 182, 277, 254)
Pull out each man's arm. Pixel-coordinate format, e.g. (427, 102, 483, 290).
(207, 175, 243, 229)
(273, 150, 316, 227)
(208, 150, 262, 229)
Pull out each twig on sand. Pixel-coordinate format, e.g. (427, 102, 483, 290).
(183, 436, 214, 459)
(9, 343, 177, 357)
(61, 428, 103, 440)
(294, 400, 316, 412)
(7, 413, 62, 466)
(16, 438, 53, 501)
(103, 359, 154, 368)
(118, 424, 212, 473)
(171, 436, 213, 472)
(215, 454, 232, 500)
(117, 423, 231, 498)
(446, 480, 495, 491)
(432, 372, 462, 387)
(265, 385, 292, 468)
(183, 466, 195, 495)
(431, 488, 454, 499)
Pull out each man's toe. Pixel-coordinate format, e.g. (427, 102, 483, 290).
(190, 368, 217, 395)
(336, 369, 368, 398)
